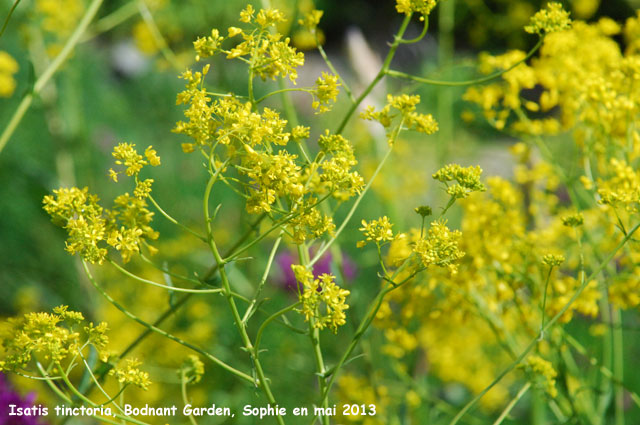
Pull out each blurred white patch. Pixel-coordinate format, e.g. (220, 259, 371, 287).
(111, 41, 149, 77)
(345, 27, 386, 143)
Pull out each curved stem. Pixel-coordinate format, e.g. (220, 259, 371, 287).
(180, 370, 199, 425)
(148, 194, 207, 242)
(83, 261, 255, 384)
(386, 38, 543, 87)
(36, 363, 95, 421)
(0, 0, 104, 156)
(255, 87, 314, 104)
(397, 17, 429, 44)
(0, 0, 21, 39)
(255, 301, 302, 351)
(108, 258, 224, 294)
(78, 352, 127, 413)
(81, 1, 138, 42)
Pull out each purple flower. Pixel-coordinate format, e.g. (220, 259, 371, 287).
(0, 373, 48, 425)
(275, 250, 357, 292)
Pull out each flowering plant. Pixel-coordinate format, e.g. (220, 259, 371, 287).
(1, 1, 640, 424)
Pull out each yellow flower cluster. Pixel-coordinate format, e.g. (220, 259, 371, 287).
(432, 163, 486, 199)
(0, 51, 18, 98)
(395, 0, 437, 19)
(361, 94, 438, 145)
(541, 253, 565, 267)
(562, 212, 584, 227)
(597, 158, 640, 212)
(358, 216, 395, 247)
(180, 355, 205, 384)
(0, 306, 149, 390)
(109, 358, 152, 391)
(292, 265, 350, 333)
(175, 11, 364, 244)
(194, 5, 304, 82)
(0, 306, 90, 368)
(413, 220, 464, 273)
(312, 72, 340, 113)
(524, 2, 572, 35)
(44, 144, 160, 264)
(523, 355, 558, 397)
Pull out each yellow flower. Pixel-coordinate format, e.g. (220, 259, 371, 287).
(524, 2, 572, 35)
(0, 51, 18, 98)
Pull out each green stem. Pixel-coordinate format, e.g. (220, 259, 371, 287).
(613, 307, 625, 425)
(136, 0, 180, 69)
(108, 258, 223, 294)
(254, 301, 302, 351)
(81, 1, 138, 41)
(83, 261, 255, 384)
(36, 362, 73, 404)
(310, 284, 394, 425)
(492, 382, 531, 425)
(0, 0, 21, 39)
(398, 17, 429, 44)
(200, 213, 266, 282)
(78, 353, 127, 412)
(203, 173, 286, 425)
(386, 38, 543, 87)
(181, 370, 199, 425)
(56, 364, 149, 425)
(448, 221, 640, 425)
(0, 0, 104, 156)
(310, 322, 330, 425)
(335, 13, 413, 134)
(242, 232, 284, 324)
(309, 147, 393, 267)
(563, 330, 640, 409)
(255, 87, 314, 104)
(539, 267, 553, 340)
(148, 194, 208, 242)
(316, 35, 355, 103)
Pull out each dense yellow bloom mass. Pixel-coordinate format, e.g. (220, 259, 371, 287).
(292, 266, 350, 333)
(433, 163, 486, 199)
(358, 216, 395, 247)
(524, 355, 558, 397)
(0, 306, 150, 390)
(524, 2, 572, 35)
(312, 72, 340, 113)
(413, 220, 465, 272)
(395, 0, 437, 19)
(44, 144, 160, 264)
(0, 51, 18, 97)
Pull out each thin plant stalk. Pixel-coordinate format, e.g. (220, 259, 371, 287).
(83, 261, 255, 384)
(492, 382, 531, 425)
(0, 0, 104, 156)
